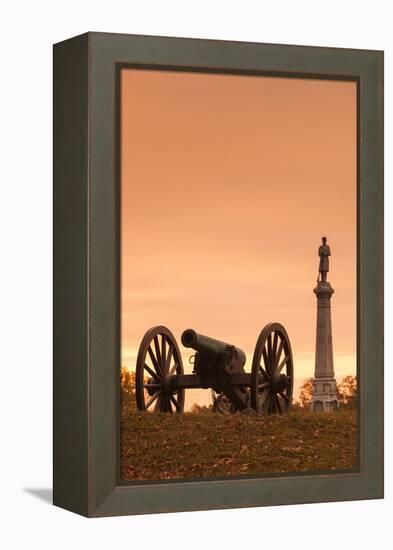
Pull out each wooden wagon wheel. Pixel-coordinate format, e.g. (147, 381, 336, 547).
(250, 323, 293, 414)
(135, 326, 185, 413)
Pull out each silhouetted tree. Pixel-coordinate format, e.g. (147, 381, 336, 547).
(298, 377, 315, 408)
(121, 367, 137, 417)
(190, 403, 213, 413)
(337, 375, 357, 407)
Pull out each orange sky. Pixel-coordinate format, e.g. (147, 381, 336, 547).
(120, 68, 357, 396)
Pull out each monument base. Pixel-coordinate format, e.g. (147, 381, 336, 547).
(311, 377, 339, 412)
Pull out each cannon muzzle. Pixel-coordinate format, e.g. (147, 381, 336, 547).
(181, 329, 246, 366)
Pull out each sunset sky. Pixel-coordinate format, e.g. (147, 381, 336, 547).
(120, 69, 357, 404)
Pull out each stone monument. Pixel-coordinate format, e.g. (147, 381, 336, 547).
(311, 237, 339, 412)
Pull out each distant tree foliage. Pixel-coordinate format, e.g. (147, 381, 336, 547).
(337, 375, 357, 407)
(298, 377, 315, 408)
(190, 403, 213, 413)
(121, 367, 137, 417)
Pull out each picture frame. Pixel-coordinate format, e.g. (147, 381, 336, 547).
(53, 32, 383, 517)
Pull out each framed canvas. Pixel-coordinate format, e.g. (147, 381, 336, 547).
(53, 32, 383, 517)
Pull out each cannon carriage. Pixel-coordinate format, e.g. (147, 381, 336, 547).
(135, 323, 294, 415)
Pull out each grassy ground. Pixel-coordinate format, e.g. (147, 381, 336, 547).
(121, 408, 357, 481)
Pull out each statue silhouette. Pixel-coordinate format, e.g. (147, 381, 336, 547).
(318, 236, 331, 283)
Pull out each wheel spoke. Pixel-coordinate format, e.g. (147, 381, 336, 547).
(275, 395, 282, 414)
(267, 335, 273, 373)
(161, 335, 167, 373)
(278, 393, 289, 413)
(259, 365, 270, 380)
(272, 393, 277, 413)
(259, 388, 270, 410)
(277, 354, 290, 373)
(148, 345, 163, 376)
(159, 394, 167, 412)
(161, 394, 166, 412)
(145, 390, 161, 409)
(262, 347, 270, 376)
(166, 396, 171, 413)
(166, 396, 173, 414)
(258, 381, 270, 390)
(154, 398, 160, 411)
(271, 331, 278, 372)
(153, 336, 163, 375)
(166, 343, 174, 372)
(144, 364, 160, 382)
(278, 391, 289, 402)
(169, 362, 179, 375)
(274, 340, 284, 371)
(265, 390, 273, 411)
(170, 395, 180, 411)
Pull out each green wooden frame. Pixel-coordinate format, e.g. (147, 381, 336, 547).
(53, 32, 383, 517)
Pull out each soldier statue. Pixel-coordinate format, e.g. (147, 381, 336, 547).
(318, 236, 331, 283)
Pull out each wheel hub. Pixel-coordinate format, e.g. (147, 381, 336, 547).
(162, 374, 173, 395)
(271, 373, 288, 393)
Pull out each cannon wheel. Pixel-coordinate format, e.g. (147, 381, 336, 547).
(250, 323, 293, 414)
(135, 326, 185, 413)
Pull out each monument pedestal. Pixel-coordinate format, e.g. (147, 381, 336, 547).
(311, 281, 339, 412)
(311, 377, 338, 412)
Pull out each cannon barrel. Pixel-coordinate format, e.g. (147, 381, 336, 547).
(181, 329, 246, 366)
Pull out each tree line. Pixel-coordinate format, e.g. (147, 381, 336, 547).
(121, 367, 357, 416)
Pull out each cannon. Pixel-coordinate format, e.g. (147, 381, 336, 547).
(135, 323, 293, 415)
